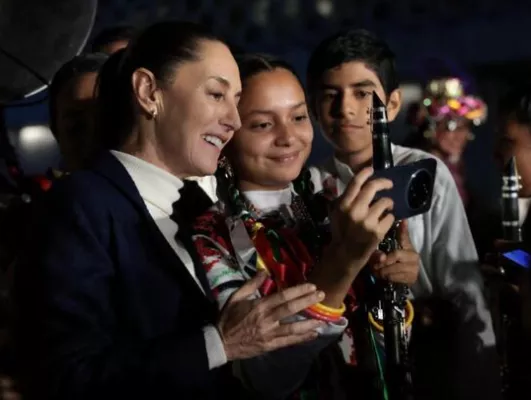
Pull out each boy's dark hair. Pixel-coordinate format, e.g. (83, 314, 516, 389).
(306, 29, 399, 100)
(90, 25, 137, 53)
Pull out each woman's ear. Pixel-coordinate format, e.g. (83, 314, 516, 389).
(131, 68, 160, 117)
(387, 88, 402, 122)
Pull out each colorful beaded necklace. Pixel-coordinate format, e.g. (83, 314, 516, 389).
(226, 173, 323, 295)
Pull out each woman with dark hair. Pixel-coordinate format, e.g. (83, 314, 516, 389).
(14, 21, 325, 400)
(192, 53, 420, 399)
(466, 85, 531, 260)
(49, 52, 109, 171)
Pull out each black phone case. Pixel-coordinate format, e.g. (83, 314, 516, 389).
(371, 158, 437, 220)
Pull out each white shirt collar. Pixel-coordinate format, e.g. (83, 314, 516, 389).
(333, 157, 354, 183)
(185, 175, 218, 203)
(243, 186, 293, 214)
(333, 143, 397, 183)
(111, 150, 184, 216)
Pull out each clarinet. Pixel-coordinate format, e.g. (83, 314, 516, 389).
(497, 156, 522, 396)
(370, 92, 414, 400)
(501, 157, 522, 242)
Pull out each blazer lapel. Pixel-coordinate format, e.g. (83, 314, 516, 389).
(90, 152, 213, 306)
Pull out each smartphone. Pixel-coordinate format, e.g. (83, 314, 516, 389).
(502, 249, 531, 270)
(370, 158, 437, 220)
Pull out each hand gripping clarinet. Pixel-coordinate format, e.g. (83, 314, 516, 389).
(369, 92, 414, 400)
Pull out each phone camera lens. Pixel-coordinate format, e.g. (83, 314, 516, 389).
(408, 169, 432, 210)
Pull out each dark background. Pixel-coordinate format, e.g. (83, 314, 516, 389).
(5, 0, 531, 210)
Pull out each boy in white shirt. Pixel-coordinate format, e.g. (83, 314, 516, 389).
(306, 28, 500, 399)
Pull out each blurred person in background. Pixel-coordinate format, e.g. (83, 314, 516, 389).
(404, 77, 488, 210)
(496, 85, 531, 241)
(479, 84, 531, 400)
(468, 85, 531, 260)
(0, 52, 110, 400)
(49, 52, 108, 172)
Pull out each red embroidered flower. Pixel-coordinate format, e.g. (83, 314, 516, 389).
(193, 209, 236, 255)
(192, 207, 240, 275)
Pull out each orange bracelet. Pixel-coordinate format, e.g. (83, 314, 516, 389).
(304, 307, 343, 323)
(307, 306, 341, 320)
(309, 302, 346, 318)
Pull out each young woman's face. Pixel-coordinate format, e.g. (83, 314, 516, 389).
(228, 68, 313, 191)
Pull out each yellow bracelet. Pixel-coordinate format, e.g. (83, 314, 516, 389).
(310, 302, 346, 317)
(368, 299, 415, 333)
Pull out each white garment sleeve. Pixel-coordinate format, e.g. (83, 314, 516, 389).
(203, 325, 228, 370)
(429, 161, 496, 348)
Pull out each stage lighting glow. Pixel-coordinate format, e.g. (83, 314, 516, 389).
(400, 83, 423, 104)
(18, 125, 56, 149)
(316, 0, 334, 17)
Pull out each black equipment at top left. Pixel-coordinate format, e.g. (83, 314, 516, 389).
(0, 0, 98, 104)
